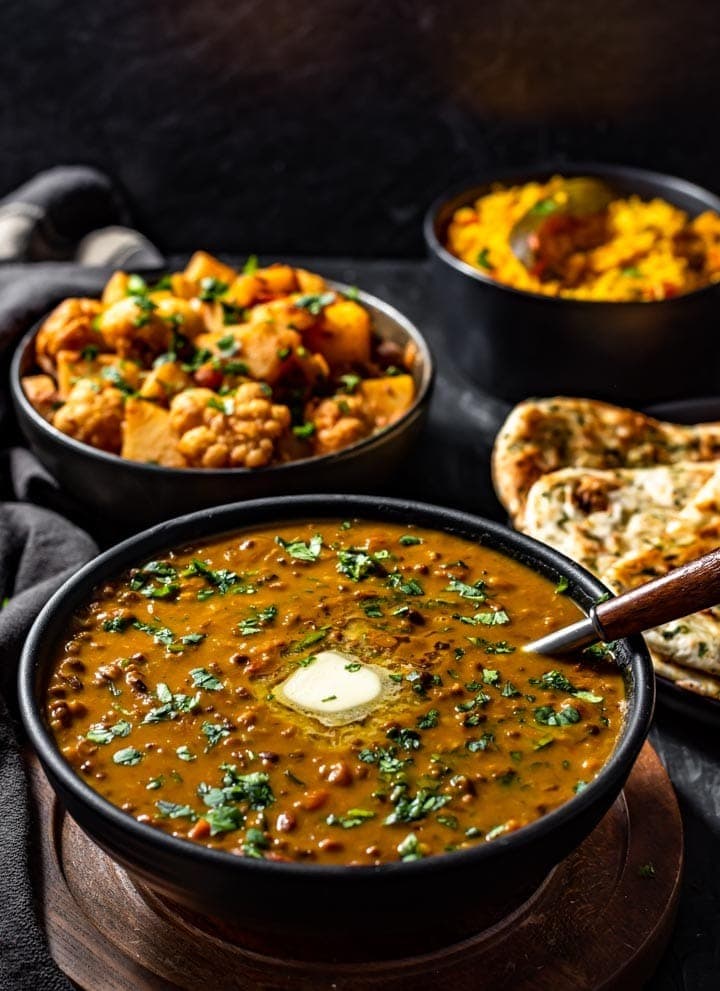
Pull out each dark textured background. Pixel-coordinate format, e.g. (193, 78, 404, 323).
(2, 0, 720, 256)
(2, 2, 720, 986)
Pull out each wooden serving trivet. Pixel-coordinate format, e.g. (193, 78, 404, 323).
(27, 743, 682, 991)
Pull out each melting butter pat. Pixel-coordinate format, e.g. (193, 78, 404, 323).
(276, 650, 399, 727)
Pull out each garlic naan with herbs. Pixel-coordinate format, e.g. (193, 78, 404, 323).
(493, 398, 720, 699)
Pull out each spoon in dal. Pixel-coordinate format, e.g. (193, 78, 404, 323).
(524, 547, 720, 654)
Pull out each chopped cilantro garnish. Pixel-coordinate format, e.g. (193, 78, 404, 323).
(207, 396, 234, 415)
(336, 547, 382, 581)
(242, 827, 269, 858)
(190, 668, 223, 691)
(294, 291, 335, 315)
(467, 733, 494, 752)
(103, 616, 132, 633)
(358, 744, 411, 775)
(530, 197, 558, 216)
(326, 808, 376, 828)
(214, 766, 274, 808)
(275, 534, 323, 562)
(476, 247, 492, 269)
(454, 609, 509, 626)
(129, 293, 157, 327)
(113, 746, 143, 766)
(384, 787, 450, 825)
(338, 373, 361, 394)
(466, 636, 515, 654)
(532, 669, 603, 703)
(534, 704, 581, 727)
(446, 577, 487, 601)
(101, 365, 136, 396)
(417, 709, 439, 729)
(292, 626, 330, 651)
(201, 721, 231, 750)
(156, 800, 196, 820)
(293, 421, 316, 439)
(397, 832, 423, 861)
(363, 601, 384, 618)
(386, 573, 424, 596)
(386, 726, 421, 751)
(183, 558, 239, 594)
(238, 605, 278, 636)
(198, 277, 229, 301)
(205, 805, 244, 836)
(127, 273, 148, 295)
(86, 720, 131, 745)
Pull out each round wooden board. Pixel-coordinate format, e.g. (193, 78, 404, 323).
(27, 743, 682, 991)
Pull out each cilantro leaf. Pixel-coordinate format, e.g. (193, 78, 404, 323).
(113, 746, 143, 766)
(190, 668, 223, 691)
(446, 577, 487, 601)
(275, 534, 323, 562)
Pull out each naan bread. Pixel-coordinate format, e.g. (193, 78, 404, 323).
(492, 398, 720, 697)
(493, 397, 720, 522)
(503, 414, 720, 697)
(652, 656, 720, 698)
(520, 463, 717, 571)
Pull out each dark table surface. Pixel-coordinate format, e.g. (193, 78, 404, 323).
(296, 257, 720, 991)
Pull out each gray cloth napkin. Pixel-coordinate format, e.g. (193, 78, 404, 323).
(0, 166, 162, 990)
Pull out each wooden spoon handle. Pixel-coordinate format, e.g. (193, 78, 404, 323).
(594, 548, 720, 642)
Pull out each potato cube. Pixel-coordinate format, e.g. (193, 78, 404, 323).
(257, 264, 298, 295)
(295, 268, 327, 294)
(359, 375, 415, 427)
(234, 323, 302, 383)
(121, 397, 187, 466)
(56, 351, 142, 398)
(304, 299, 371, 368)
(102, 271, 130, 305)
(22, 374, 58, 420)
(139, 362, 191, 403)
(225, 274, 261, 309)
(184, 251, 237, 287)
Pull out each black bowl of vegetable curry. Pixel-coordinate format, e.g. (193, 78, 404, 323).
(19, 495, 653, 959)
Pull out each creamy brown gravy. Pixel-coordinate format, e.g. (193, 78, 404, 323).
(47, 520, 625, 865)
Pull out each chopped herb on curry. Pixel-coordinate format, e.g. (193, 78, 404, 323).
(46, 520, 624, 865)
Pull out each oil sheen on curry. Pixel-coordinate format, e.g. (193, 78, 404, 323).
(47, 521, 625, 866)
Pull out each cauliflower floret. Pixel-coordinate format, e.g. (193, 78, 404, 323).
(97, 296, 171, 359)
(168, 388, 217, 435)
(306, 394, 373, 455)
(153, 297, 206, 339)
(170, 384, 291, 469)
(35, 298, 103, 373)
(53, 379, 125, 453)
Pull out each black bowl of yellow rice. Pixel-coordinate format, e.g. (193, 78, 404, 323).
(425, 163, 720, 404)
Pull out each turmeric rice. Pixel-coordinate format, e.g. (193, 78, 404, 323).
(446, 175, 720, 301)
